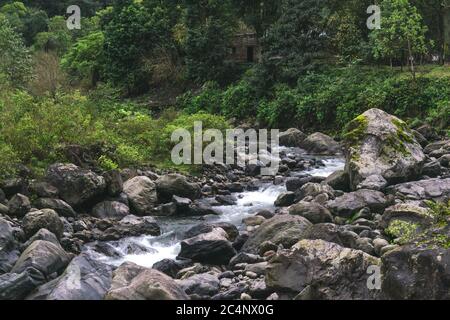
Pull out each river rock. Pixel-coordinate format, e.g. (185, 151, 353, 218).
(11, 240, 71, 281)
(178, 228, 237, 265)
(274, 192, 296, 207)
(324, 170, 350, 192)
(91, 201, 129, 219)
(266, 239, 380, 299)
(0, 270, 44, 300)
(34, 198, 76, 218)
(22, 229, 60, 249)
(105, 262, 189, 300)
(241, 215, 312, 254)
(289, 202, 333, 224)
(279, 128, 306, 147)
(0, 218, 20, 273)
(156, 174, 201, 202)
(100, 215, 160, 241)
(7, 193, 31, 218)
(295, 182, 335, 202)
(152, 259, 193, 278)
(344, 109, 426, 190)
(300, 132, 341, 155)
(123, 176, 158, 215)
(29, 182, 59, 198)
(356, 175, 388, 191)
(387, 178, 450, 201)
(0, 188, 6, 204)
(45, 163, 106, 208)
(177, 273, 220, 298)
(327, 189, 390, 218)
(380, 203, 432, 229)
(103, 170, 123, 196)
(381, 245, 450, 299)
(26, 253, 112, 300)
(22, 209, 64, 240)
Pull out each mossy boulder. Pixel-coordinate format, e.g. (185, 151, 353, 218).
(343, 109, 425, 190)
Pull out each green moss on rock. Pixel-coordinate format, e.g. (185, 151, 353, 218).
(343, 115, 368, 147)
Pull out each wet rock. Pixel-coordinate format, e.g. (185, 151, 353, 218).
(0, 269, 44, 300)
(45, 163, 106, 208)
(241, 215, 312, 254)
(242, 215, 266, 227)
(215, 195, 237, 206)
(34, 198, 76, 218)
(178, 228, 237, 265)
(152, 259, 193, 278)
(29, 182, 59, 198)
(12, 240, 71, 280)
(123, 176, 158, 216)
(274, 192, 296, 207)
(256, 210, 274, 219)
(422, 160, 447, 178)
(279, 128, 306, 148)
(416, 124, 439, 142)
(344, 109, 425, 190)
(300, 133, 341, 155)
(105, 262, 189, 300)
(22, 229, 60, 249)
(156, 174, 201, 202)
(266, 239, 380, 299)
(91, 201, 130, 219)
(7, 194, 31, 218)
(425, 140, 450, 158)
(26, 253, 112, 300)
(289, 202, 333, 224)
(229, 253, 263, 267)
(0, 178, 27, 198)
(327, 189, 389, 218)
(0, 188, 6, 204)
(100, 215, 160, 241)
(22, 209, 64, 240)
(381, 245, 450, 299)
(295, 182, 335, 202)
(151, 202, 177, 217)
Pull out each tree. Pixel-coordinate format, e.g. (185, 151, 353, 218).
(370, 0, 429, 79)
(0, 14, 32, 87)
(232, 0, 280, 37)
(261, 0, 331, 84)
(102, 0, 176, 94)
(183, 0, 238, 84)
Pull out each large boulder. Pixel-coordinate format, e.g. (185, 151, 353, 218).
(381, 246, 450, 299)
(279, 128, 306, 148)
(289, 202, 333, 224)
(33, 198, 76, 218)
(100, 215, 160, 241)
(241, 215, 312, 254)
(387, 178, 450, 201)
(123, 176, 158, 215)
(91, 201, 130, 219)
(0, 270, 44, 300)
(178, 228, 236, 265)
(11, 240, 71, 281)
(325, 170, 350, 192)
(380, 203, 432, 229)
(343, 109, 426, 190)
(300, 132, 341, 155)
(266, 239, 380, 299)
(22, 209, 64, 240)
(0, 218, 20, 274)
(26, 253, 112, 300)
(45, 163, 106, 208)
(327, 189, 390, 218)
(105, 262, 188, 300)
(156, 174, 201, 202)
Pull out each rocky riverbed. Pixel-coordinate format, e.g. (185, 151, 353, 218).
(1, 108, 449, 300)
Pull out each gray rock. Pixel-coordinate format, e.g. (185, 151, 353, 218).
(274, 192, 296, 207)
(177, 273, 220, 297)
(100, 215, 160, 241)
(344, 109, 426, 190)
(91, 201, 129, 219)
(22, 209, 64, 240)
(178, 228, 236, 265)
(327, 189, 389, 218)
(123, 176, 158, 215)
(156, 174, 201, 202)
(325, 170, 350, 192)
(387, 178, 450, 201)
(22, 229, 60, 249)
(103, 170, 123, 196)
(266, 239, 380, 299)
(381, 245, 450, 299)
(12, 240, 71, 280)
(241, 214, 312, 254)
(34, 198, 76, 218)
(105, 262, 189, 300)
(356, 175, 388, 191)
(300, 132, 341, 155)
(29, 182, 59, 198)
(0, 218, 20, 273)
(7, 194, 31, 218)
(289, 202, 333, 224)
(380, 203, 431, 229)
(279, 128, 306, 147)
(45, 163, 106, 208)
(0, 270, 44, 300)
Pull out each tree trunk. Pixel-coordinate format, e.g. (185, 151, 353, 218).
(407, 39, 415, 80)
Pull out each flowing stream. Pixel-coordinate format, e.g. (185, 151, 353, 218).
(86, 151, 345, 268)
